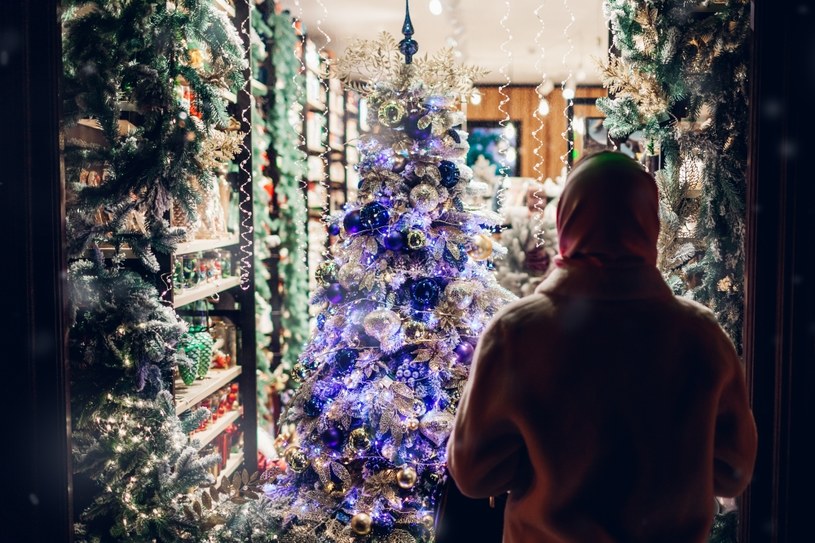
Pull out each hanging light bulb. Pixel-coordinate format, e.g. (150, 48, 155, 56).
(429, 0, 443, 16)
(538, 97, 550, 116)
(562, 87, 575, 100)
(540, 79, 555, 96)
(470, 88, 482, 105)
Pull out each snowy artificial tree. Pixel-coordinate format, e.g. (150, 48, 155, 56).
(217, 7, 516, 543)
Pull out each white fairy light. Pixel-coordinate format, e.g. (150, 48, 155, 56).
(538, 97, 550, 116)
(531, 0, 549, 248)
(237, 0, 254, 291)
(293, 0, 311, 272)
(496, 0, 514, 212)
(315, 0, 332, 226)
(429, 0, 443, 16)
(560, 0, 576, 169)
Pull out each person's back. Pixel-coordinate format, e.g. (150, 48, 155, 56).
(446, 152, 757, 543)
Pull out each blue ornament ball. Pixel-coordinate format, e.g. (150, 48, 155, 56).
(325, 283, 345, 304)
(383, 230, 405, 251)
(343, 210, 363, 235)
(454, 342, 475, 363)
(321, 427, 343, 448)
(410, 278, 441, 310)
(304, 397, 324, 417)
(404, 112, 432, 141)
(360, 202, 390, 231)
(334, 348, 358, 371)
(328, 222, 341, 236)
(438, 160, 461, 188)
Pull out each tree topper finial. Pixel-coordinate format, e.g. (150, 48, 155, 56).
(399, 0, 419, 64)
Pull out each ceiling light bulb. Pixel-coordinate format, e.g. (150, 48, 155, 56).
(429, 0, 443, 16)
(470, 89, 482, 105)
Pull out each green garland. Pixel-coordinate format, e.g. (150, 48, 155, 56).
(598, 3, 749, 542)
(598, 0, 750, 351)
(250, 6, 276, 422)
(267, 10, 310, 395)
(62, 1, 246, 540)
(63, 0, 245, 270)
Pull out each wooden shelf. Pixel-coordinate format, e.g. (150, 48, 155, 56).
(190, 409, 241, 451)
(218, 451, 244, 484)
(174, 365, 242, 415)
(175, 234, 240, 256)
(212, 0, 236, 18)
(173, 275, 242, 308)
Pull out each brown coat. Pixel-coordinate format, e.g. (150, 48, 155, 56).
(447, 265, 757, 543)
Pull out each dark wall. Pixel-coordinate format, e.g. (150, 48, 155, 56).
(1, 1, 72, 542)
(742, 1, 815, 542)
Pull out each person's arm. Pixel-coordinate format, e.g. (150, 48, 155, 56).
(711, 326, 758, 497)
(446, 317, 526, 499)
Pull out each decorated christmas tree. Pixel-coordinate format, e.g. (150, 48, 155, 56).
(213, 6, 515, 543)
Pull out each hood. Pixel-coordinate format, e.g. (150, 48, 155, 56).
(555, 151, 660, 269)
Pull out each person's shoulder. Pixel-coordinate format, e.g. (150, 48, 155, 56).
(489, 292, 557, 331)
(670, 295, 721, 326)
(670, 295, 735, 351)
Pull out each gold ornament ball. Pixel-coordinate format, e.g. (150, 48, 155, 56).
(378, 100, 406, 128)
(409, 184, 440, 213)
(284, 446, 309, 473)
(421, 514, 435, 530)
(338, 263, 365, 290)
(392, 154, 408, 173)
(406, 417, 420, 431)
(350, 512, 373, 535)
(468, 234, 494, 261)
(396, 466, 418, 489)
(446, 281, 475, 309)
(349, 428, 372, 451)
(406, 229, 427, 250)
(315, 261, 339, 287)
(363, 309, 402, 341)
(403, 320, 426, 341)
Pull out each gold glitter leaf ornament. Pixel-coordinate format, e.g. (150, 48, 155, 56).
(331, 32, 486, 98)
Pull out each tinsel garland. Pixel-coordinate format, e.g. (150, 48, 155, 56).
(62, 1, 246, 540)
(266, 11, 310, 396)
(598, 0, 750, 351)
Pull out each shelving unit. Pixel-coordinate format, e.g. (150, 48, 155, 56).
(174, 365, 243, 415)
(172, 276, 243, 308)
(191, 409, 241, 451)
(161, 0, 256, 476)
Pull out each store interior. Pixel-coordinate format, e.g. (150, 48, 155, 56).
(4, 1, 814, 542)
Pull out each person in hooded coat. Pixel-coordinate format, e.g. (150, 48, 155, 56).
(446, 151, 757, 543)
